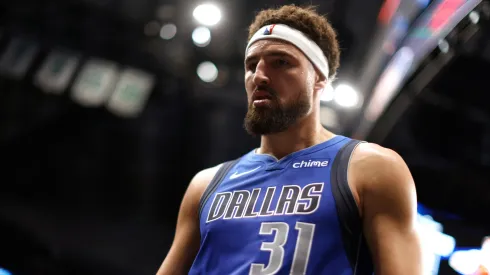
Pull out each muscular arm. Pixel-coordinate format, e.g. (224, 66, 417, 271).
(350, 143, 423, 275)
(156, 166, 220, 275)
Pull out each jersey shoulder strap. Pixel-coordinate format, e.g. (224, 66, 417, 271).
(330, 139, 373, 274)
(198, 159, 240, 218)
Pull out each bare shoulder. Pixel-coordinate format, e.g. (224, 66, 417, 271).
(350, 142, 413, 185)
(156, 163, 223, 275)
(354, 140, 407, 166)
(348, 142, 415, 213)
(188, 164, 223, 200)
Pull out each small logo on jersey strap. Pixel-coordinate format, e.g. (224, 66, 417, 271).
(292, 159, 329, 169)
(263, 24, 276, 35)
(229, 166, 261, 179)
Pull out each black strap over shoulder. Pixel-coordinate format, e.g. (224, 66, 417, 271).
(330, 139, 373, 274)
(331, 140, 362, 235)
(198, 159, 239, 218)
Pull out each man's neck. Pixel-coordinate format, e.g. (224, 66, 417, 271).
(256, 118, 336, 160)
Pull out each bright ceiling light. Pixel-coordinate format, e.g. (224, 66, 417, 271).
(193, 4, 222, 26)
(449, 249, 482, 275)
(197, 61, 218, 83)
(334, 83, 360, 108)
(160, 23, 177, 40)
(469, 11, 480, 24)
(482, 237, 490, 269)
(192, 26, 211, 47)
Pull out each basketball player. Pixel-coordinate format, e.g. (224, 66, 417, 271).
(157, 5, 422, 275)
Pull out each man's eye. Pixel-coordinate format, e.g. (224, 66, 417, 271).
(275, 59, 289, 66)
(247, 63, 257, 71)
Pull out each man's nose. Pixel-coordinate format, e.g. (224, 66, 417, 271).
(252, 60, 270, 86)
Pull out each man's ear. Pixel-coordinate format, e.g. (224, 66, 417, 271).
(314, 71, 328, 92)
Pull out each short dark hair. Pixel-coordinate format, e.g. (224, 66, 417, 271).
(248, 5, 340, 79)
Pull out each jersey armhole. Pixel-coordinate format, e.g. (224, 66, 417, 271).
(198, 159, 239, 219)
(330, 139, 373, 274)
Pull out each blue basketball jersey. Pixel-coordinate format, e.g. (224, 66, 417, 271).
(189, 136, 373, 275)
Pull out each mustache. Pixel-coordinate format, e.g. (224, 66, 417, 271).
(255, 85, 277, 98)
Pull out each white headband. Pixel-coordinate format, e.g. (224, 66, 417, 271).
(245, 24, 330, 80)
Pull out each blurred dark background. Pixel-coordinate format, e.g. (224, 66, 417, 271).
(0, 0, 489, 274)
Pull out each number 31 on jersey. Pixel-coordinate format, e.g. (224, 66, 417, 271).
(250, 221, 315, 275)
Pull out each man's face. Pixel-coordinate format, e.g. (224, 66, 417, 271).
(243, 39, 319, 136)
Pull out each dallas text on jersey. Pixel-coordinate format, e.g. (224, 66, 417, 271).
(206, 183, 324, 223)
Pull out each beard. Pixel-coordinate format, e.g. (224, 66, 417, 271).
(243, 88, 311, 136)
